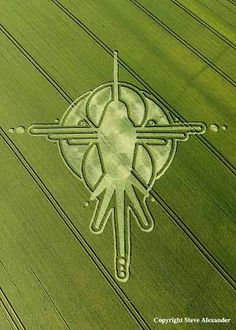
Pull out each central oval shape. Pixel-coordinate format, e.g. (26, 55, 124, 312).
(98, 100, 137, 181)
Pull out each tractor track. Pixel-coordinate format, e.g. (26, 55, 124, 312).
(130, 0, 236, 87)
(170, 0, 236, 50)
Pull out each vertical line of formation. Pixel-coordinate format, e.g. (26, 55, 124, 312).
(114, 50, 119, 102)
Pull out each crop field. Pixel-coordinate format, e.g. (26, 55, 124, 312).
(0, 0, 235, 329)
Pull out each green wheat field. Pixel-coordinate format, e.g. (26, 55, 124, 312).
(0, 0, 235, 329)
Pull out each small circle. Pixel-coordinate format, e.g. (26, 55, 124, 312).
(84, 201, 90, 207)
(54, 118, 60, 123)
(151, 197, 155, 202)
(119, 258, 126, 265)
(16, 126, 25, 134)
(9, 128, 14, 133)
(210, 124, 219, 132)
(148, 120, 156, 126)
(78, 119, 87, 127)
(119, 271, 125, 278)
(221, 125, 227, 131)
